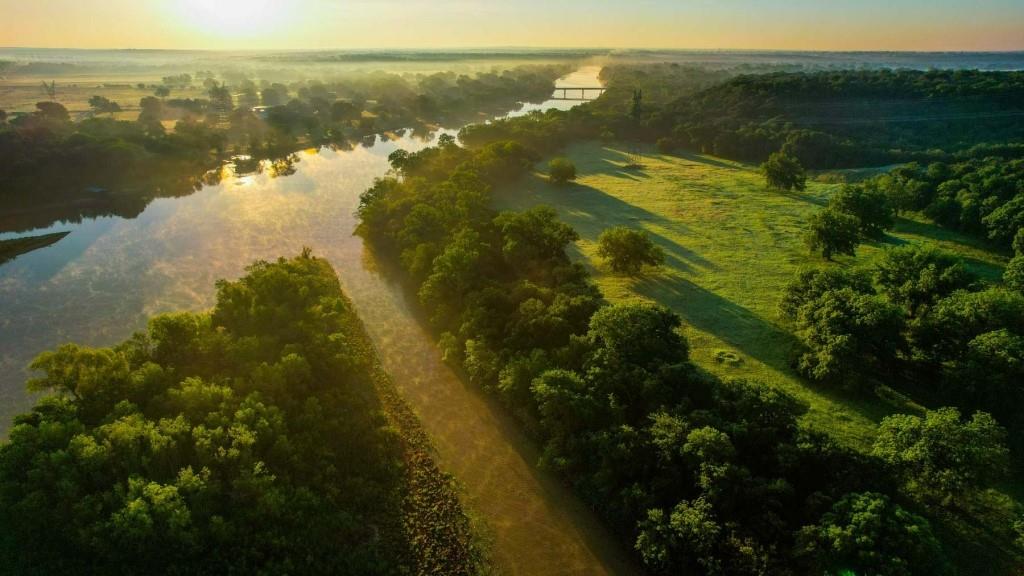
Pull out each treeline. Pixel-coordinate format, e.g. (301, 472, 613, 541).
(651, 69, 1024, 168)
(875, 157, 1024, 250)
(0, 253, 482, 575)
(356, 133, 1022, 572)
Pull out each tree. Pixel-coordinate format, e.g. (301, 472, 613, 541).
(874, 245, 976, 314)
(779, 267, 874, 320)
(494, 206, 578, 269)
(636, 498, 722, 574)
(829, 184, 894, 239)
(88, 95, 122, 116)
(805, 208, 860, 260)
(331, 100, 360, 123)
(548, 157, 577, 185)
(792, 287, 906, 387)
(35, 101, 69, 122)
(597, 226, 665, 275)
(797, 492, 950, 576)
(872, 407, 1009, 504)
(154, 86, 171, 99)
(760, 151, 806, 192)
(1005, 255, 1024, 293)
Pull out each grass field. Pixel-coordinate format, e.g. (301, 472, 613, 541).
(493, 141, 1008, 450)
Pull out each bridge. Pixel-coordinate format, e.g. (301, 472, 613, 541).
(550, 86, 606, 101)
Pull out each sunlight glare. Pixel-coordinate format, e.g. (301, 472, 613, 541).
(176, 0, 287, 39)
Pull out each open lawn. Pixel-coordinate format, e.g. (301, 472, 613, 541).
(493, 141, 1008, 450)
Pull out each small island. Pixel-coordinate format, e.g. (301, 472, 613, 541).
(0, 231, 70, 266)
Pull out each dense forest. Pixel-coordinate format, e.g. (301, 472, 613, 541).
(654, 69, 1024, 168)
(0, 253, 482, 575)
(357, 107, 1023, 572)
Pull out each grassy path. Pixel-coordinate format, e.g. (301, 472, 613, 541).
(331, 254, 642, 575)
(494, 141, 1006, 450)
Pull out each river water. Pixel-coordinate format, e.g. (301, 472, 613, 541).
(0, 66, 636, 575)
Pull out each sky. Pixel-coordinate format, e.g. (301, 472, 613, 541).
(0, 0, 1022, 52)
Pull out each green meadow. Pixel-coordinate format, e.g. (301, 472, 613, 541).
(494, 141, 1008, 450)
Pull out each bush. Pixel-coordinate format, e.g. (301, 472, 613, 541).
(656, 137, 676, 154)
(597, 226, 665, 274)
(548, 157, 577, 185)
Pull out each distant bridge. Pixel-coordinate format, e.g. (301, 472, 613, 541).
(550, 86, 606, 101)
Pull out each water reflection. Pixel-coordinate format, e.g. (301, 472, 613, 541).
(0, 67, 601, 430)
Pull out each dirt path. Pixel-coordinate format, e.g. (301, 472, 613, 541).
(338, 265, 640, 576)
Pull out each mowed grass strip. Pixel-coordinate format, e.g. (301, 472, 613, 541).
(493, 141, 1008, 450)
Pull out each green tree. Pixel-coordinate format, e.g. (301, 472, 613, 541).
(873, 407, 1009, 504)
(797, 492, 950, 576)
(830, 183, 894, 239)
(874, 245, 976, 315)
(760, 151, 806, 192)
(494, 206, 578, 270)
(1005, 255, 1024, 293)
(548, 157, 577, 185)
(792, 288, 906, 387)
(597, 226, 665, 274)
(805, 208, 861, 260)
(154, 86, 171, 99)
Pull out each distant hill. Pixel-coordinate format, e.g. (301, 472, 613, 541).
(660, 69, 1024, 168)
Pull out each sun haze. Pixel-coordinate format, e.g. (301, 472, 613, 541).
(0, 0, 1022, 51)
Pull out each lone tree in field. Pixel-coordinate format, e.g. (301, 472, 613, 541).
(805, 208, 861, 260)
(598, 226, 665, 275)
(548, 157, 577, 185)
(761, 151, 806, 192)
(154, 85, 171, 99)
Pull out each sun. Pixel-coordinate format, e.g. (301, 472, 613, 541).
(175, 0, 287, 40)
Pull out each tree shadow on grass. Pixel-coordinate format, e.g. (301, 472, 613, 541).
(633, 274, 897, 424)
(772, 188, 829, 207)
(673, 152, 743, 170)
(893, 216, 1004, 254)
(549, 181, 718, 272)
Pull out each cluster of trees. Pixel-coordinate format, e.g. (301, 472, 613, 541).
(0, 253, 462, 574)
(780, 245, 1024, 459)
(0, 100, 226, 220)
(357, 129, 1019, 572)
(872, 157, 1024, 250)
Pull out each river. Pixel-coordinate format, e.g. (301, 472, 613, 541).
(0, 66, 637, 575)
